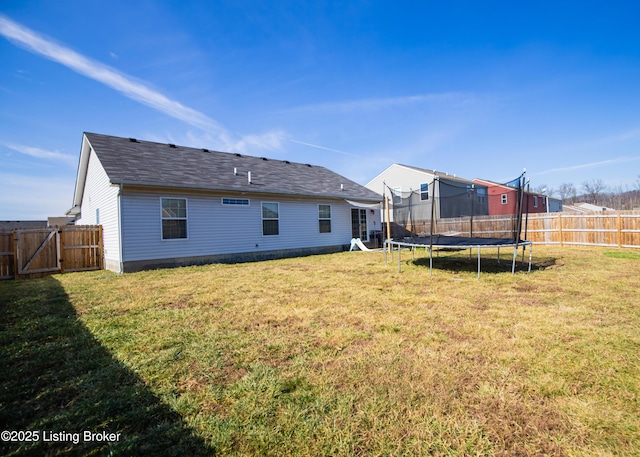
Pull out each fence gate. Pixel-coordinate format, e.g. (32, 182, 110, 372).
(0, 225, 103, 280)
(15, 229, 61, 275)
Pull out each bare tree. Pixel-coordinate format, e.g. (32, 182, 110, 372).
(532, 184, 551, 196)
(582, 179, 607, 205)
(557, 182, 577, 204)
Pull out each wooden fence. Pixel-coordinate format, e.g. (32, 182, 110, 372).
(0, 225, 103, 280)
(401, 211, 640, 248)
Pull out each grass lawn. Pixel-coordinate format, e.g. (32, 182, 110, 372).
(1, 245, 639, 456)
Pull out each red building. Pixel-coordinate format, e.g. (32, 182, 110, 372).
(473, 179, 547, 215)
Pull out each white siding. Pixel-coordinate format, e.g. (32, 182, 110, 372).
(120, 190, 357, 262)
(76, 149, 121, 270)
(365, 164, 435, 197)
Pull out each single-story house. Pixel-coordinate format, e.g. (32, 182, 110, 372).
(365, 163, 490, 223)
(68, 133, 382, 273)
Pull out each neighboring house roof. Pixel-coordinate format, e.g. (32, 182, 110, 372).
(0, 220, 48, 231)
(368, 163, 480, 187)
(72, 133, 381, 209)
(564, 203, 616, 213)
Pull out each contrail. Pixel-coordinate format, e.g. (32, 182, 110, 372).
(287, 138, 360, 157)
(0, 14, 231, 143)
(535, 156, 640, 175)
(4, 143, 76, 165)
(1, 14, 359, 157)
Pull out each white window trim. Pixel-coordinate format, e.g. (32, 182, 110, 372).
(161, 197, 188, 241)
(419, 183, 429, 201)
(501, 194, 508, 205)
(533, 196, 538, 207)
(318, 204, 332, 234)
(261, 201, 280, 237)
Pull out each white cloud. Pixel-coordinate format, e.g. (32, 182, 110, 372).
(4, 143, 77, 166)
(0, 14, 233, 147)
(0, 14, 372, 161)
(535, 156, 640, 175)
(287, 92, 479, 114)
(593, 127, 640, 146)
(234, 130, 286, 154)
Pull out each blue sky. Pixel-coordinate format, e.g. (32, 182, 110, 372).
(1, 1, 640, 219)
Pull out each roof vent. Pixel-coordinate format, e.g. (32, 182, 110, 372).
(284, 160, 290, 164)
(234, 167, 238, 175)
(261, 157, 268, 161)
(129, 138, 138, 143)
(306, 164, 312, 167)
(248, 171, 252, 184)
(341, 184, 344, 191)
(235, 153, 242, 157)
(202, 148, 209, 152)
(168, 143, 176, 148)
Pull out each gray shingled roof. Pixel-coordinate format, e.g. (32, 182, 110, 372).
(84, 133, 381, 202)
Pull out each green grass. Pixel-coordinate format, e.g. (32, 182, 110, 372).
(1, 246, 639, 456)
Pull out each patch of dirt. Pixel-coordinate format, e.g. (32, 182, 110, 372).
(164, 295, 194, 309)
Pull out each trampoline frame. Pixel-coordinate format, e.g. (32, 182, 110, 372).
(385, 237, 533, 278)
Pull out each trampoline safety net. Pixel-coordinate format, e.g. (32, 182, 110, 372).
(387, 172, 527, 242)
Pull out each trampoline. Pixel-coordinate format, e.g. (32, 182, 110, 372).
(382, 171, 533, 278)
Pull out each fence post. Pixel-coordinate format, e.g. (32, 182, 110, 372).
(618, 213, 622, 248)
(13, 230, 20, 279)
(98, 225, 104, 269)
(59, 227, 66, 274)
(558, 213, 563, 247)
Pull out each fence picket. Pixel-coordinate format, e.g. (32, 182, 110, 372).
(0, 225, 102, 279)
(399, 211, 640, 249)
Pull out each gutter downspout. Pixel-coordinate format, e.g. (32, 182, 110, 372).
(117, 183, 124, 273)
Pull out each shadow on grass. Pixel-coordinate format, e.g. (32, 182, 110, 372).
(409, 248, 560, 275)
(0, 276, 214, 456)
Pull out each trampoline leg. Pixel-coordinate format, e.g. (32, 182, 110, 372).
(397, 243, 401, 273)
(477, 247, 481, 279)
(528, 243, 533, 273)
(497, 247, 501, 263)
(384, 241, 388, 266)
(429, 247, 433, 277)
(511, 245, 518, 275)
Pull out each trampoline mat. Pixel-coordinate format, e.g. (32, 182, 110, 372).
(398, 235, 525, 247)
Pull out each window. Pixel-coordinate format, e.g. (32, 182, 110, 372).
(501, 194, 508, 205)
(162, 198, 187, 239)
(533, 196, 539, 207)
(262, 202, 279, 236)
(391, 187, 402, 204)
(319, 204, 331, 233)
(222, 198, 249, 206)
(476, 188, 487, 204)
(420, 183, 429, 201)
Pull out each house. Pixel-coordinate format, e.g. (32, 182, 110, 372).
(473, 178, 547, 216)
(365, 164, 489, 227)
(547, 197, 563, 213)
(68, 133, 382, 273)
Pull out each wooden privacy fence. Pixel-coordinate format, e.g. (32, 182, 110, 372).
(402, 211, 640, 248)
(0, 225, 103, 280)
